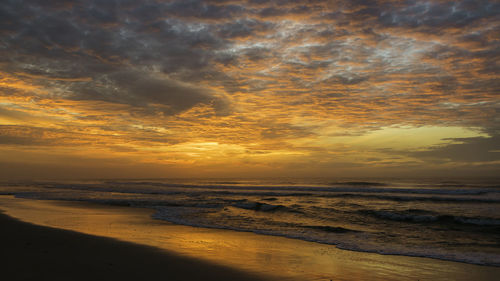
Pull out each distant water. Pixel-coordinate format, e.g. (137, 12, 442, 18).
(1, 178, 499, 266)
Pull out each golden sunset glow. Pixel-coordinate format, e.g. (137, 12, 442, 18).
(0, 0, 499, 179)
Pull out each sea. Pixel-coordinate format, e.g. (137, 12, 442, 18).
(1, 178, 499, 266)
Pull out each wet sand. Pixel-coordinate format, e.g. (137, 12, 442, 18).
(0, 212, 269, 281)
(1, 195, 499, 281)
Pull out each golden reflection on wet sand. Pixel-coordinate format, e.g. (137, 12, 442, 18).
(1, 196, 499, 281)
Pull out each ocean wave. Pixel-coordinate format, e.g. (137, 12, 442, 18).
(231, 201, 307, 215)
(333, 243, 500, 267)
(303, 225, 357, 233)
(362, 209, 500, 226)
(150, 207, 500, 267)
(328, 193, 500, 203)
(233, 201, 284, 211)
(329, 181, 388, 186)
(34, 181, 499, 197)
(28, 184, 500, 202)
(4, 180, 500, 267)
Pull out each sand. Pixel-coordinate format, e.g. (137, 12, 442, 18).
(0, 212, 270, 281)
(1, 195, 500, 281)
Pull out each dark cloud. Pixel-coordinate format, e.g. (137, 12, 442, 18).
(328, 75, 369, 85)
(164, 0, 245, 20)
(257, 6, 288, 18)
(378, 0, 499, 30)
(217, 19, 274, 39)
(0, 125, 71, 146)
(411, 135, 500, 163)
(321, 0, 500, 33)
(0, 0, 237, 115)
(70, 70, 230, 116)
(0, 0, 499, 163)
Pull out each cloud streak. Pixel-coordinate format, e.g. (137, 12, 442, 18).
(0, 0, 499, 178)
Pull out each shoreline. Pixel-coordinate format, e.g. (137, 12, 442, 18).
(0, 211, 270, 281)
(1, 195, 500, 280)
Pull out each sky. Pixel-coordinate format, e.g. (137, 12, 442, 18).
(0, 0, 499, 180)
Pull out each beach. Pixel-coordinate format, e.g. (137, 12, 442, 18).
(0, 211, 269, 281)
(2, 0, 499, 279)
(1, 195, 500, 281)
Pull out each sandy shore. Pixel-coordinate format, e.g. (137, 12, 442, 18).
(1, 196, 500, 281)
(0, 212, 269, 281)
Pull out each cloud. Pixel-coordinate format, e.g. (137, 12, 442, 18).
(0, 0, 235, 116)
(0, 125, 73, 146)
(378, 0, 499, 30)
(0, 0, 499, 178)
(411, 135, 500, 163)
(70, 70, 231, 116)
(217, 18, 275, 39)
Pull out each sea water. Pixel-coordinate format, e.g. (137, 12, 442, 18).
(1, 178, 499, 266)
